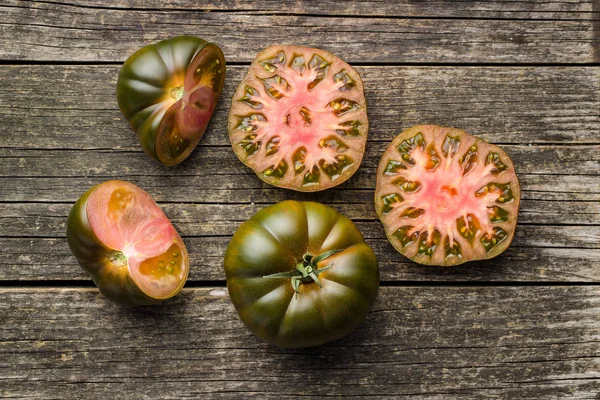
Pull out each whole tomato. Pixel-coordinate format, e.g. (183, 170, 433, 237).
(117, 36, 225, 166)
(224, 201, 379, 348)
(67, 180, 189, 306)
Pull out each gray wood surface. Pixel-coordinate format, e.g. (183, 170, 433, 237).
(1, 202, 599, 282)
(3, 65, 600, 148)
(2, 1, 599, 63)
(11, 0, 599, 19)
(3, 236, 600, 283)
(1, 64, 598, 283)
(1, 1, 599, 398)
(1, 287, 599, 399)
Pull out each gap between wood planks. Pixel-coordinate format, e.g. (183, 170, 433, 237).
(1, 60, 600, 67)
(5, 141, 600, 149)
(1, 280, 599, 288)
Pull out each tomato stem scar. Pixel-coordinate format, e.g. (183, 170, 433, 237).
(170, 86, 184, 101)
(262, 248, 343, 298)
(108, 251, 127, 268)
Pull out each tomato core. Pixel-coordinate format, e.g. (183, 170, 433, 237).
(155, 49, 224, 166)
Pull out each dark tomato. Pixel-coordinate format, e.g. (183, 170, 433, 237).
(117, 36, 225, 166)
(228, 46, 368, 191)
(67, 180, 189, 305)
(224, 201, 379, 347)
(375, 125, 520, 266)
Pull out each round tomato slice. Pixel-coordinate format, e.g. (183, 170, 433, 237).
(224, 201, 379, 348)
(375, 125, 521, 266)
(117, 36, 225, 166)
(228, 45, 368, 192)
(67, 180, 189, 306)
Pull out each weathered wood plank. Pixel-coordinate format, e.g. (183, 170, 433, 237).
(2, 202, 599, 240)
(3, 144, 599, 178)
(1, 287, 599, 398)
(1, 1, 597, 63)
(2, 65, 600, 148)
(1, 2, 598, 398)
(1, 201, 598, 282)
(1, 63, 598, 282)
(3, 237, 600, 282)
(2, 173, 598, 203)
(18, 0, 600, 19)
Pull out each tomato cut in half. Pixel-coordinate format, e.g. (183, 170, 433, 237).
(224, 201, 379, 348)
(67, 180, 189, 306)
(228, 45, 368, 192)
(117, 36, 225, 166)
(375, 125, 521, 266)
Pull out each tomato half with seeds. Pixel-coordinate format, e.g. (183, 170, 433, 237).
(228, 45, 368, 192)
(117, 36, 225, 166)
(375, 125, 521, 266)
(224, 201, 379, 348)
(67, 180, 189, 306)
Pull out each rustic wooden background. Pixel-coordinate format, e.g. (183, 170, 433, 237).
(1, 1, 599, 398)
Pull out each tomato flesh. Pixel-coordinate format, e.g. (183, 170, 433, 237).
(375, 125, 520, 266)
(228, 46, 368, 192)
(85, 181, 188, 299)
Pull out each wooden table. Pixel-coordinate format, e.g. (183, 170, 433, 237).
(1, 1, 599, 398)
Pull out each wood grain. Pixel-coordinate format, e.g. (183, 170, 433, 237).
(1, 287, 599, 398)
(1, 1, 599, 398)
(3, 144, 600, 178)
(1, 65, 599, 282)
(1, 1, 598, 63)
(15, 0, 600, 19)
(2, 173, 598, 202)
(1, 200, 598, 282)
(3, 202, 600, 242)
(3, 236, 600, 282)
(2, 65, 600, 149)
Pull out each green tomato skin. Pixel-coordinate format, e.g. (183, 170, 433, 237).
(224, 201, 380, 348)
(117, 36, 226, 166)
(67, 183, 163, 307)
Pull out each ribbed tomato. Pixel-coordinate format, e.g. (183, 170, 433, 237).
(67, 180, 189, 306)
(117, 36, 225, 166)
(228, 45, 368, 192)
(375, 125, 520, 266)
(224, 201, 379, 347)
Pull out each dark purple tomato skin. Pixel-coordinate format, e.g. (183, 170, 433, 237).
(117, 36, 225, 166)
(224, 200, 379, 348)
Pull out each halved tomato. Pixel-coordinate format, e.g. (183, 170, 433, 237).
(228, 45, 368, 192)
(117, 36, 225, 166)
(375, 125, 521, 266)
(67, 180, 189, 305)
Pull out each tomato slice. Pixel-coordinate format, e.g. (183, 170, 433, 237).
(85, 181, 188, 299)
(117, 36, 225, 166)
(375, 125, 521, 266)
(228, 45, 368, 192)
